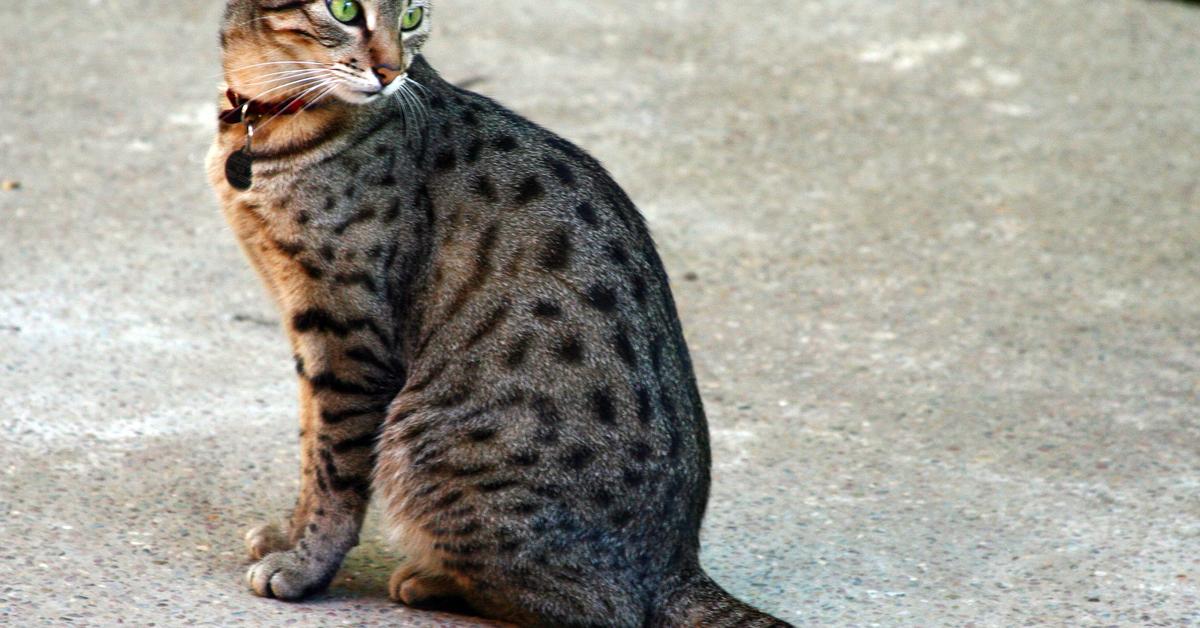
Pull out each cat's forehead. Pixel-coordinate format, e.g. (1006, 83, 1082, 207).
(246, 0, 431, 13)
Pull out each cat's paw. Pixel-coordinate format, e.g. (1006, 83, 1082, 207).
(244, 522, 291, 560)
(388, 565, 418, 603)
(388, 566, 461, 606)
(246, 549, 336, 600)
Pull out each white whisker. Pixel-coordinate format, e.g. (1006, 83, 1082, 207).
(300, 84, 341, 115)
(238, 69, 327, 89)
(250, 73, 332, 102)
(227, 61, 328, 72)
(255, 79, 339, 133)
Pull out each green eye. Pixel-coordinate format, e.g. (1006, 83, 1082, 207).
(327, 0, 362, 24)
(401, 6, 424, 31)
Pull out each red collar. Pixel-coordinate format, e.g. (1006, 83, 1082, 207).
(219, 89, 310, 124)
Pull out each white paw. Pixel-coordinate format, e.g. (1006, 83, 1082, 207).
(245, 550, 335, 600)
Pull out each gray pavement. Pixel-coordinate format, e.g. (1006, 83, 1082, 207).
(2, 1, 1199, 626)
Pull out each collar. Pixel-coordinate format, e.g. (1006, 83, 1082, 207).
(219, 89, 310, 125)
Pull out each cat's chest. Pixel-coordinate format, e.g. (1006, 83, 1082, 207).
(223, 175, 407, 305)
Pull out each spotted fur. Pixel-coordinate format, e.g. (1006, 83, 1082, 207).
(208, 1, 788, 626)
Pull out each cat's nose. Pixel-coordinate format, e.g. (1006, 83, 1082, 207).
(373, 64, 403, 87)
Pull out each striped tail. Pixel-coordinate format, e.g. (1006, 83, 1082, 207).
(650, 570, 793, 628)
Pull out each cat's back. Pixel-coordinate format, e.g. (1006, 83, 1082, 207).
(373, 67, 715, 619)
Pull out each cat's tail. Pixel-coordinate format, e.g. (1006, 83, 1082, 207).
(649, 569, 793, 628)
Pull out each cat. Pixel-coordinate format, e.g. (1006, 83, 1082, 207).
(207, 1, 790, 626)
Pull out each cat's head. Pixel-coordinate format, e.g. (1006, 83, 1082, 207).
(221, 0, 433, 106)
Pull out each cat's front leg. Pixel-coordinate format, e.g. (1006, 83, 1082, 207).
(246, 366, 392, 600)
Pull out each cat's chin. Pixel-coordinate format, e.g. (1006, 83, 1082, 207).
(335, 88, 383, 106)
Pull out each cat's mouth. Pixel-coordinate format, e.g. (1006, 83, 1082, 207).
(333, 69, 409, 105)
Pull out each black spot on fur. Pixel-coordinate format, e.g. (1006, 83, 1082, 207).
(504, 336, 532, 368)
(531, 395, 562, 425)
(591, 388, 617, 424)
(547, 159, 576, 186)
(532, 300, 562, 318)
(384, 197, 402, 222)
(649, 335, 664, 375)
(533, 484, 562, 499)
(344, 345, 391, 372)
(461, 109, 480, 126)
(478, 478, 519, 493)
(605, 241, 630, 267)
(434, 490, 465, 509)
(557, 336, 585, 364)
(632, 275, 648, 306)
(466, 138, 483, 163)
(622, 467, 645, 487)
(509, 451, 540, 467)
(474, 175, 497, 202)
(575, 201, 598, 227)
(534, 424, 559, 445)
(493, 135, 518, 152)
(272, 239, 304, 257)
(332, 431, 377, 454)
(434, 149, 458, 172)
(510, 502, 540, 515)
(613, 327, 636, 366)
(334, 208, 376, 235)
(308, 371, 380, 396)
(585, 285, 619, 312)
(515, 176, 544, 205)
(561, 445, 595, 470)
(466, 303, 509, 348)
(468, 427, 498, 443)
(635, 386, 653, 425)
(591, 488, 614, 508)
(299, 259, 324, 279)
(539, 228, 571, 271)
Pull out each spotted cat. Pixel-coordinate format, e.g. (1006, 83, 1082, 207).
(207, 1, 789, 626)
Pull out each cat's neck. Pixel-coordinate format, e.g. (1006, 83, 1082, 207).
(214, 56, 443, 170)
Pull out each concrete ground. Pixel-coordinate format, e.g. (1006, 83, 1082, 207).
(1, 0, 1198, 625)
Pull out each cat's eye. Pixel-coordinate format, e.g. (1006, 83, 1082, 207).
(327, 0, 362, 24)
(401, 6, 425, 31)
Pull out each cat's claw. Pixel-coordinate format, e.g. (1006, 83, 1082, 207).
(246, 550, 335, 601)
(244, 522, 291, 560)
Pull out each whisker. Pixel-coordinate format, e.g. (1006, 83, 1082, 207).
(405, 80, 431, 127)
(237, 70, 327, 89)
(394, 83, 415, 136)
(300, 84, 341, 115)
(255, 79, 339, 132)
(227, 61, 328, 72)
(250, 73, 332, 102)
(406, 78, 432, 99)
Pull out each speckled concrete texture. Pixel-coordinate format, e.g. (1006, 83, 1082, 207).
(2, 1, 1199, 626)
